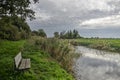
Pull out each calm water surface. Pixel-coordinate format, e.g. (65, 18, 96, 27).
(73, 46, 120, 80)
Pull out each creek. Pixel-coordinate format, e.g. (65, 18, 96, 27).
(74, 46, 120, 80)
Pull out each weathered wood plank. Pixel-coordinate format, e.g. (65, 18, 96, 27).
(14, 52, 22, 68)
(25, 59, 31, 69)
(19, 59, 26, 70)
(14, 52, 31, 70)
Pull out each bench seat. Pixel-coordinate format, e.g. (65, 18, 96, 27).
(14, 52, 31, 70)
(19, 59, 31, 70)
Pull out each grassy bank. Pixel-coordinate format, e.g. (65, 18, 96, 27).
(29, 37, 78, 73)
(0, 40, 74, 80)
(71, 38, 120, 53)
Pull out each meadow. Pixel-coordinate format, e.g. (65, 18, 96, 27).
(71, 38, 120, 53)
(0, 39, 74, 80)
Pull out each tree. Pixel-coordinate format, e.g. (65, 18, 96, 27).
(38, 29, 47, 37)
(0, 0, 38, 40)
(54, 32, 59, 38)
(73, 29, 80, 38)
(60, 31, 65, 39)
(59, 29, 81, 39)
(0, 0, 39, 20)
(32, 30, 39, 36)
(0, 0, 37, 33)
(69, 30, 72, 39)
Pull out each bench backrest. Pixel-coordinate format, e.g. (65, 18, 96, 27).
(14, 52, 22, 68)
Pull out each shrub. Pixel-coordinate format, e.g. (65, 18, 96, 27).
(0, 16, 31, 40)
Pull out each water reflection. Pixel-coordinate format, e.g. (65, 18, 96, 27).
(74, 46, 120, 80)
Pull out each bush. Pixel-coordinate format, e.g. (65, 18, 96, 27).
(0, 16, 31, 40)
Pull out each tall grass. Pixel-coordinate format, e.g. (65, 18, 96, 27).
(71, 38, 120, 52)
(26, 37, 79, 73)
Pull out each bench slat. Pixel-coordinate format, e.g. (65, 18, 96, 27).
(25, 59, 31, 69)
(19, 59, 26, 70)
(14, 52, 22, 68)
(14, 52, 31, 70)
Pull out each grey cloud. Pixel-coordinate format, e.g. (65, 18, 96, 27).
(28, 0, 120, 37)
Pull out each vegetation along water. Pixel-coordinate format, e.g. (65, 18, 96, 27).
(71, 38, 120, 53)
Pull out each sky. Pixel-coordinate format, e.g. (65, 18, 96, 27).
(27, 0, 120, 38)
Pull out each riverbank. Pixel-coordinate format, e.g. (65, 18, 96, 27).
(0, 39, 74, 80)
(70, 38, 120, 53)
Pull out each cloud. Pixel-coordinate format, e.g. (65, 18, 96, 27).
(29, 0, 120, 25)
(30, 0, 118, 21)
(28, 0, 120, 37)
(79, 15, 120, 29)
(49, 0, 115, 13)
(35, 13, 51, 21)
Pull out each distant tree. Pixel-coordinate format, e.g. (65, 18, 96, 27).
(69, 30, 73, 39)
(32, 29, 47, 37)
(60, 31, 65, 39)
(38, 29, 47, 37)
(59, 29, 81, 39)
(73, 29, 80, 38)
(54, 32, 59, 38)
(32, 30, 39, 36)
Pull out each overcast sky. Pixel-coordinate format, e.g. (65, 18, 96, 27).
(27, 0, 120, 38)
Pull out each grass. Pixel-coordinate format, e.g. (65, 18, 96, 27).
(70, 38, 120, 52)
(0, 40, 74, 80)
(28, 37, 78, 73)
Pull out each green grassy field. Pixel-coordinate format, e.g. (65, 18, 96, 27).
(0, 40, 74, 80)
(71, 38, 120, 53)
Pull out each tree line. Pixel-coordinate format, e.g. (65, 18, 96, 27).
(54, 29, 82, 39)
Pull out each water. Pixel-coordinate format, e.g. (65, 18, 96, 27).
(73, 46, 120, 80)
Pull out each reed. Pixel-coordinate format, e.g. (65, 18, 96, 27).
(27, 37, 79, 73)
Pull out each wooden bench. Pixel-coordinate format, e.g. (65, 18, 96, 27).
(14, 52, 31, 70)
